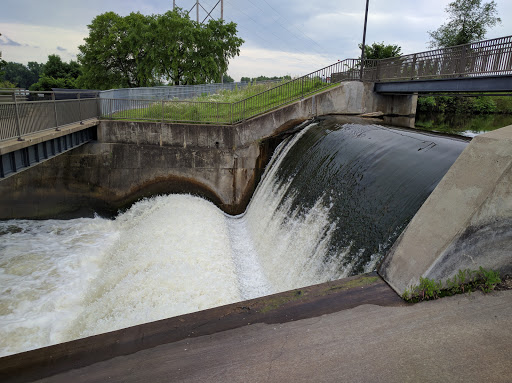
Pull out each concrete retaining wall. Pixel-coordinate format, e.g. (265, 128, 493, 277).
(0, 81, 417, 219)
(379, 125, 512, 295)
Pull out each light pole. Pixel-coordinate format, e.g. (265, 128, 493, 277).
(360, 0, 370, 80)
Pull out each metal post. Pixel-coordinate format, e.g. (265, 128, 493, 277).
(95, 94, 100, 119)
(161, 99, 165, 123)
(173, 0, 175, 10)
(196, 0, 199, 22)
(52, 93, 60, 131)
(221, 0, 223, 20)
(78, 92, 83, 124)
(13, 93, 23, 141)
(360, 0, 370, 81)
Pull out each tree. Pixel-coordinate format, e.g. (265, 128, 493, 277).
(240, 75, 292, 83)
(0, 32, 6, 85)
(2, 61, 43, 89)
(428, 0, 501, 48)
(30, 55, 82, 91)
(359, 42, 402, 60)
(78, 9, 244, 89)
(222, 74, 234, 83)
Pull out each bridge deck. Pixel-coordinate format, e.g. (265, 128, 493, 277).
(374, 75, 512, 94)
(0, 118, 98, 156)
(0, 118, 98, 179)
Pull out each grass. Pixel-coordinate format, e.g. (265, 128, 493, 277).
(106, 78, 335, 124)
(403, 267, 502, 303)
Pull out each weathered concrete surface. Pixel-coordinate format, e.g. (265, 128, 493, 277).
(0, 136, 266, 218)
(0, 119, 99, 156)
(379, 125, 512, 295)
(0, 273, 404, 383)
(0, 81, 417, 218)
(19, 290, 512, 383)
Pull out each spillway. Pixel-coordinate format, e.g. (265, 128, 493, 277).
(0, 116, 467, 356)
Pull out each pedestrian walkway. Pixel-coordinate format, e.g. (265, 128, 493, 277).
(34, 289, 511, 383)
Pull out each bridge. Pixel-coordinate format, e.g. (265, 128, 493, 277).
(0, 35, 511, 185)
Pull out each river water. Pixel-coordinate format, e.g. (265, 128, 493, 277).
(0, 116, 467, 356)
(415, 112, 512, 137)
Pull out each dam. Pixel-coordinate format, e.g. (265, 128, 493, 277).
(0, 115, 468, 357)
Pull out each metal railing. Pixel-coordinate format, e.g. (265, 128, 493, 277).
(1, 35, 511, 140)
(0, 91, 99, 142)
(365, 35, 512, 82)
(98, 80, 283, 101)
(100, 58, 368, 124)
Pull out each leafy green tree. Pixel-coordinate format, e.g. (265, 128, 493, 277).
(222, 74, 234, 83)
(428, 0, 501, 48)
(359, 42, 402, 60)
(78, 9, 244, 89)
(241, 75, 292, 82)
(30, 55, 81, 91)
(0, 32, 6, 85)
(2, 61, 43, 89)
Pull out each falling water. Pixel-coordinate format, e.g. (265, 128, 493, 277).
(0, 116, 467, 356)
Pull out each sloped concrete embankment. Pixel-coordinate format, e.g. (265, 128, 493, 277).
(379, 125, 512, 295)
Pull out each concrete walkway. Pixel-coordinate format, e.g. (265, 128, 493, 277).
(36, 290, 512, 383)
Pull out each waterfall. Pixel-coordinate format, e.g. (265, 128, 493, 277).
(0, 116, 467, 356)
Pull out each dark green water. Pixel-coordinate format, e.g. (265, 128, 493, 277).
(415, 112, 512, 137)
(270, 116, 467, 275)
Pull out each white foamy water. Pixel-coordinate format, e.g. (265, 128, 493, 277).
(0, 122, 342, 357)
(0, 195, 249, 356)
(244, 126, 346, 293)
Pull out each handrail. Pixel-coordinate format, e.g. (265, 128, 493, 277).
(1, 35, 511, 139)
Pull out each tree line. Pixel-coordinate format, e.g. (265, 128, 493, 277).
(0, 0, 503, 91)
(1, 8, 244, 90)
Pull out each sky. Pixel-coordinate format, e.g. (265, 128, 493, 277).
(1, 0, 511, 82)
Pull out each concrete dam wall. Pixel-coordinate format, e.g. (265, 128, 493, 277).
(379, 125, 512, 295)
(0, 81, 417, 219)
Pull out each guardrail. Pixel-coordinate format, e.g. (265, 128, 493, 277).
(364, 35, 512, 82)
(100, 58, 372, 124)
(0, 91, 99, 142)
(98, 79, 284, 101)
(1, 35, 511, 140)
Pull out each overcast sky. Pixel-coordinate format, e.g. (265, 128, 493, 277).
(1, 0, 511, 82)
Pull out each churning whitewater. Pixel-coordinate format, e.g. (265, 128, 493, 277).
(0, 116, 467, 356)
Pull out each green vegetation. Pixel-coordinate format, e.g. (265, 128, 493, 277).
(1, 54, 81, 91)
(109, 77, 333, 123)
(359, 42, 402, 60)
(428, 0, 501, 48)
(29, 55, 81, 91)
(78, 9, 243, 89)
(417, 95, 512, 115)
(240, 75, 292, 83)
(403, 267, 502, 302)
(0, 32, 8, 88)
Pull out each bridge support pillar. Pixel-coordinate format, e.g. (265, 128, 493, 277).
(362, 83, 418, 128)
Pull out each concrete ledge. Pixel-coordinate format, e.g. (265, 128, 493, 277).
(0, 119, 99, 156)
(0, 273, 404, 383)
(379, 125, 512, 295)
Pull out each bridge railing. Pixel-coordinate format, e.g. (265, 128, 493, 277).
(1, 35, 511, 138)
(367, 35, 512, 82)
(0, 91, 99, 142)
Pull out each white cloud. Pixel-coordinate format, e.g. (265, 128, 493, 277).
(0, 23, 87, 63)
(228, 45, 334, 81)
